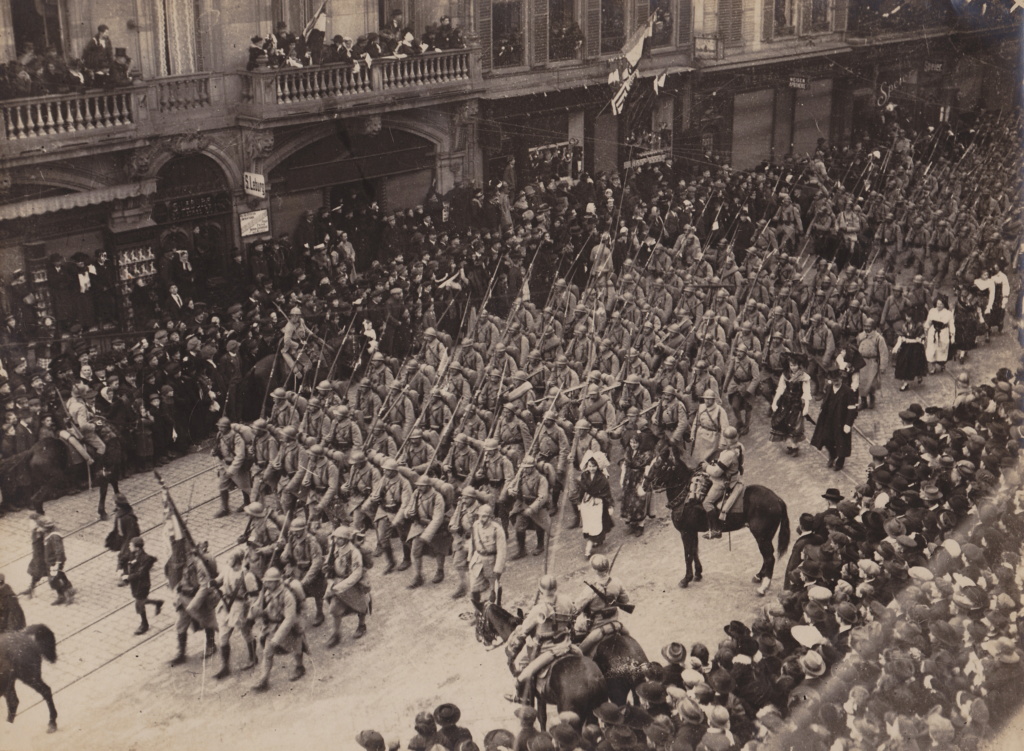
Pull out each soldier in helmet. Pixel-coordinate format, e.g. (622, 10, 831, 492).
(279, 517, 326, 627)
(701, 445, 743, 539)
(212, 417, 252, 518)
(504, 574, 574, 705)
(213, 549, 260, 679)
(365, 456, 413, 573)
(250, 566, 306, 691)
(264, 425, 300, 511)
(237, 500, 280, 579)
(442, 432, 478, 487)
(395, 473, 453, 589)
(324, 525, 370, 646)
(493, 402, 531, 466)
(327, 404, 363, 459)
(724, 344, 759, 435)
(690, 389, 731, 464)
(467, 436, 516, 529)
(250, 419, 278, 498)
(468, 503, 507, 612)
(573, 554, 630, 655)
(502, 455, 550, 560)
(344, 449, 381, 532)
(269, 387, 300, 430)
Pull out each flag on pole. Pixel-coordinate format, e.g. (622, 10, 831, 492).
(304, 1, 328, 51)
(609, 14, 656, 116)
(653, 70, 668, 96)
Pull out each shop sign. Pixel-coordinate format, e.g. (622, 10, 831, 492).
(243, 172, 266, 198)
(162, 193, 230, 222)
(788, 74, 809, 90)
(623, 149, 670, 169)
(923, 61, 944, 73)
(694, 35, 721, 61)
(239, 209, 270, 237)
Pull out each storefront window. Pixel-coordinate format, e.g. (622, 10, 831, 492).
(652, 0, 674, 47)
(772, 0, 796, 36)
(493, 0, 524, 67)
(600, 0, 626, 54)
(550, 0, 583, 61)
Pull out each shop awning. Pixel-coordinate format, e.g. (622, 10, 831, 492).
(0, 179, 158, 221)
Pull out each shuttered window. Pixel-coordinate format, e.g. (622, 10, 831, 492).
(549, 0, 583, 61)
(719, 0, 743, 45)
(677, 0, 692, 47)
(601, 0, 627, 53)
(493, 0, 525, 67)
(480, 0, 493, 69)
(586, 0, 601, 57)
(651, 0, 674, 47)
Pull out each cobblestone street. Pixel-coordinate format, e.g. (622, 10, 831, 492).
(1, 328, 1020, 751)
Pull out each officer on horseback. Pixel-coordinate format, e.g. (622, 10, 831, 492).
(574, 554, 631, 656)
(504, 574, 575, 706)
(701, 448, 743, 539)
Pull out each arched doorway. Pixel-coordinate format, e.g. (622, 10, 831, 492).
(150, 153, 232, 292)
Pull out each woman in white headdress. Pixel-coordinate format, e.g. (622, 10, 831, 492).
(569, 449, 614, 557)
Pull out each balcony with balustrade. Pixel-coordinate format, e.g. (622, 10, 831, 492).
(238, 47, 482, 124)
(0, 72, 234, 162)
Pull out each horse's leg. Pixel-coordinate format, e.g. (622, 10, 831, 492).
(692, 532, 703, 582)
(752, 524, 776, 596)
(679, 531, 693, 588)
(4, 680, 17, 723)
(23, 675, 56, 732)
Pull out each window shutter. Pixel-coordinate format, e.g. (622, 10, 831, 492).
(762, 0, 774, 40)
(719, 0, 742, 44)
(799, 0, 812, 34)
(677, 0, 692, 46)
(535, 1, 549, 63)
(832, 0, 847, 31)
(480, 0, 493, 70)
(635, 0, 650, 28)
(586, 0, 601, 57)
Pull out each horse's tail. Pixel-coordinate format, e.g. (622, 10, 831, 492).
(26, 624, 58, 663)
(776, 501, 791, 556)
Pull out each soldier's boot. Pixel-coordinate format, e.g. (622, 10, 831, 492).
(238, 491, 251, 513)
(353, 614, 367, 639)
(214, 490, 231, 519)
(204, 628, 217, 658)
(239, 640, 257, 670)
(382, 544, 397, 575)
(408, 556, 424, 589)
(534, 530, 546, 556)
(253, 652, 273, 692)
(213, 644, 231, 679)
(169, 632, 188, 666)
(510, 531, 527, 561)
(396, 545, 412, 572)
(311, 601, 324, 627)
(326, 616, 343, 648)
(470, 591, 484, 612)
(431, 558, 445, 584)
(452, 571, 468, 600)
(289, 654, 305, 682)
(703, 510, 722, 540)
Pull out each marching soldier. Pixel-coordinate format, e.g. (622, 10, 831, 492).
(169, 544, 219, 667)
(343, 449, 382, 532)
(279, 517, 326, 627)
(395, 474, 452, 589)
(327, 405, 363, 458)
(724, 344, 760, 436)
(652, 386, 688, 457)
(213, 549, 260, 679)
(269, 388, 300, 430)
(250, 566, 306, 691)
(469, 437, 516, 530)
(324, 525, 370, 646)
(212, 417, 252, 518)
(856, 319, 889, 410)
(502, 455, 550, 560)
(468, 503, 507, 613)
(449, 486, 483, 599)
(800, 314, 836, 398)
(690, 390, 731, 464)
(237, 500, 280, 579)
(366, 456, 414, 573)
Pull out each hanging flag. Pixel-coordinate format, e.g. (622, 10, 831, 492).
(304, 1, 328, 50)
(653, 70, 668, 96)
(609, 14, 656, 116)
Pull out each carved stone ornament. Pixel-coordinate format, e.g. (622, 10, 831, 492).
(169, 132, 211, 155)
(125, 142, 163, 179)
(242, 129, 275, 169)
(361, 115, 382, 136)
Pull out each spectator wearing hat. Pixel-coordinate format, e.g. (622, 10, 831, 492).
(513, 705, 540, 751)
(123, 536, 162, 635)
(783, 513, 825, 592)
(810, 369, 858, 471)
(433, 703, 472, 751)
(108, 493, 141, 574)
(40, 517, 74, 605)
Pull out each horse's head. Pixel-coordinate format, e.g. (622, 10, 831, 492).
(647, 446, 692, 494)
(476, 602, 522, 646)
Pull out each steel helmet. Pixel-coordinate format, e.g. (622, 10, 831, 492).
(309, 444, 325, 456)
(262, 567, 283, 582)
(575, 419, 591, 431)
(348, 449, 366, 464)
(521, 455, 536, 467)
(538, 575, 557, 592)
(271, 388, 287, 399)
(722, 427, 739, 440)
(331, 525, 356, 541)
(415, 474, 432, 487)
(702, 389, 717, 400)
(216, 416, 231, 429)
(719, 450, 737, 466)
(280, 425, 298, 440)
(382, 457, 400, 471)
(483, 438, 500, 451)
(252, 418, 269, 432)
(307, 396, 322, 408)
(590, 554, 610, 574)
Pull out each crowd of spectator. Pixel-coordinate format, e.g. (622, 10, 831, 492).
(0, 25, 132, 101)
(246, 13, 466, 72)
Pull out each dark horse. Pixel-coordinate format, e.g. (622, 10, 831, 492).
(0, 431, 122, 513)
(236, 350, 312, 422)
(589, 632, 650, 705)
(479, 603, 607, 730)
(648, 451, 790, 595)
(1, 624, 59, 733)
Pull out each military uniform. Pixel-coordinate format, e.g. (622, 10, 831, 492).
(251, 574, 305, 689)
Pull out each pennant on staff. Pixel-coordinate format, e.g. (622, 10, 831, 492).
(303, 1, 328, 47)
(609, 13, 656, 115)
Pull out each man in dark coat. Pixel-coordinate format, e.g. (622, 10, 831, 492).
(782, 512, 825, 591)
(810, 369, 858, 471)
(123, 537, 163, 635)
(0, 572, 27, 632)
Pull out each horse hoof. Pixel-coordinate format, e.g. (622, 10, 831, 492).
(752, 575, 762, 584)
(47, 723, 57, 733)
(694, 573, 703, 582)
(678, 579, 690, 589)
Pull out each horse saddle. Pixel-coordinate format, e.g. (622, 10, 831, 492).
(533, 642, 579, 697)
